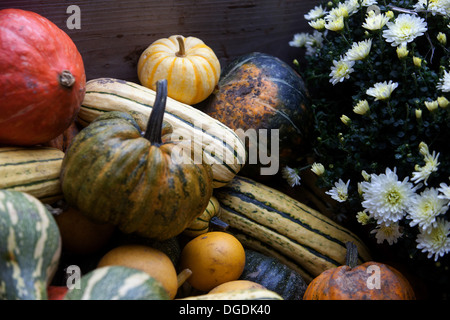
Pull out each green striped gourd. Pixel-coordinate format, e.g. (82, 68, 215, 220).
(0, 146, 64, 204)
(214, 175, 372, 283)
(77, 77, 246, 188)
(0, 190, 61, 300)
(63, 266, 170, 300)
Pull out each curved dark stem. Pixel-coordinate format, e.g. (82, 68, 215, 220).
(143, 79, 168, 145)
(345, 241, 359, 269)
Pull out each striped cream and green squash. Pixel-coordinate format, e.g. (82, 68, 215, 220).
(0, 146, 64, 204)
(0, 190, 61, 300)
(179, 288, 283, 300)
(183, 196, 228, 237)
(63, 266, 169, 300)
(214, 175, 372, 283)
(77, 77, 246, 188)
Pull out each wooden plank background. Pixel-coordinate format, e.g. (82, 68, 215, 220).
(0, 0, 318, 82)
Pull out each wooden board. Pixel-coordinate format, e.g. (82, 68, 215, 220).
(0, 0, 317, 81)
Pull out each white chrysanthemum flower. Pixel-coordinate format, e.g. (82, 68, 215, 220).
(289, 33, 309, 47)
(366, 80, 398, 100)
(437, 70, 450, 92)
(282, 166, 301, 187)
(345, 39, 372, 61)
(411, 150, 440, 185)
(353, 99, 370, 115)
(414, 0, 450, 16)
(304, 5, 327, 20)
(326, 179, 350, 202)
(343, 0, 360, 16)
(382, 14, 428, 47)
(370, 222, 403, 245)
(329, 57, 355, 85)
(361, 0, 378, 6)
(327, 3, 350, 20)
(360, 167, 417, 225)
(408, 188, 449, 233)
(416, 218, 450, 261)
(362, 10, 390, 31)
(437, 182, 450, 200)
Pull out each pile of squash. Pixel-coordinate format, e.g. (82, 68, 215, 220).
(0, 8, 417, 300)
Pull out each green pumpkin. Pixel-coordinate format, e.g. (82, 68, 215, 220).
(0, 190, 61, 300)
(60, 79, 213, 240)
(203, 52, 312, 179)
(63, 266, 169, 300)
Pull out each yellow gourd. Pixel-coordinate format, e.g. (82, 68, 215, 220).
(137, 35, 220, 105)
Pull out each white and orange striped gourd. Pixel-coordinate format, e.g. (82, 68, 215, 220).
(137, 35, 221, 105)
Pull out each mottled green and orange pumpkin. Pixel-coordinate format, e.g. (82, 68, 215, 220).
(60, 79, 213, 240)
(203, 52, 312, 178)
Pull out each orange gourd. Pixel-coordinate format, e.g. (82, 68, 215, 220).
(303, 242, 416, 300)
(97, 244, 179, 299)
(178, 231, 246, 292)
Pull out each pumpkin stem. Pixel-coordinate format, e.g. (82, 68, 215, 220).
(345, 241, 359, 269)
(209, 216, 229, 232)
(177, 268, 192, 288)
(143, 79, 168, 144)
(175, 36, 186, 57)
(59, 70, 76, 88)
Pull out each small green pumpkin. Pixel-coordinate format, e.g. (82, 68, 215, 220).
(63, 266, 170, 300)
(0, 190, 61, 300)
(60, 79, 213, 240)
(239, 249, 307, 300)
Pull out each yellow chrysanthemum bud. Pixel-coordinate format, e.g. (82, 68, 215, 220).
(413, 56, 422, 67)
(396, 45, 409, 59)
(340, 114, 351, 126)
(415, 108, 422, 119)
(385, 11, 394, 19)
(437, 96, 449, 108)
(361, 170, 371, 181)
(437, 32, 447, 45)
(311, 162, 325, 176)
(356, 211, 370, 225)
(424, 100, 438, 112)
(353, 99, 370, 115)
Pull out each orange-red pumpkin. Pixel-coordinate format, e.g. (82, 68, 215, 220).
(303, 242, 416, 300)
(0, 9, 86, 146)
